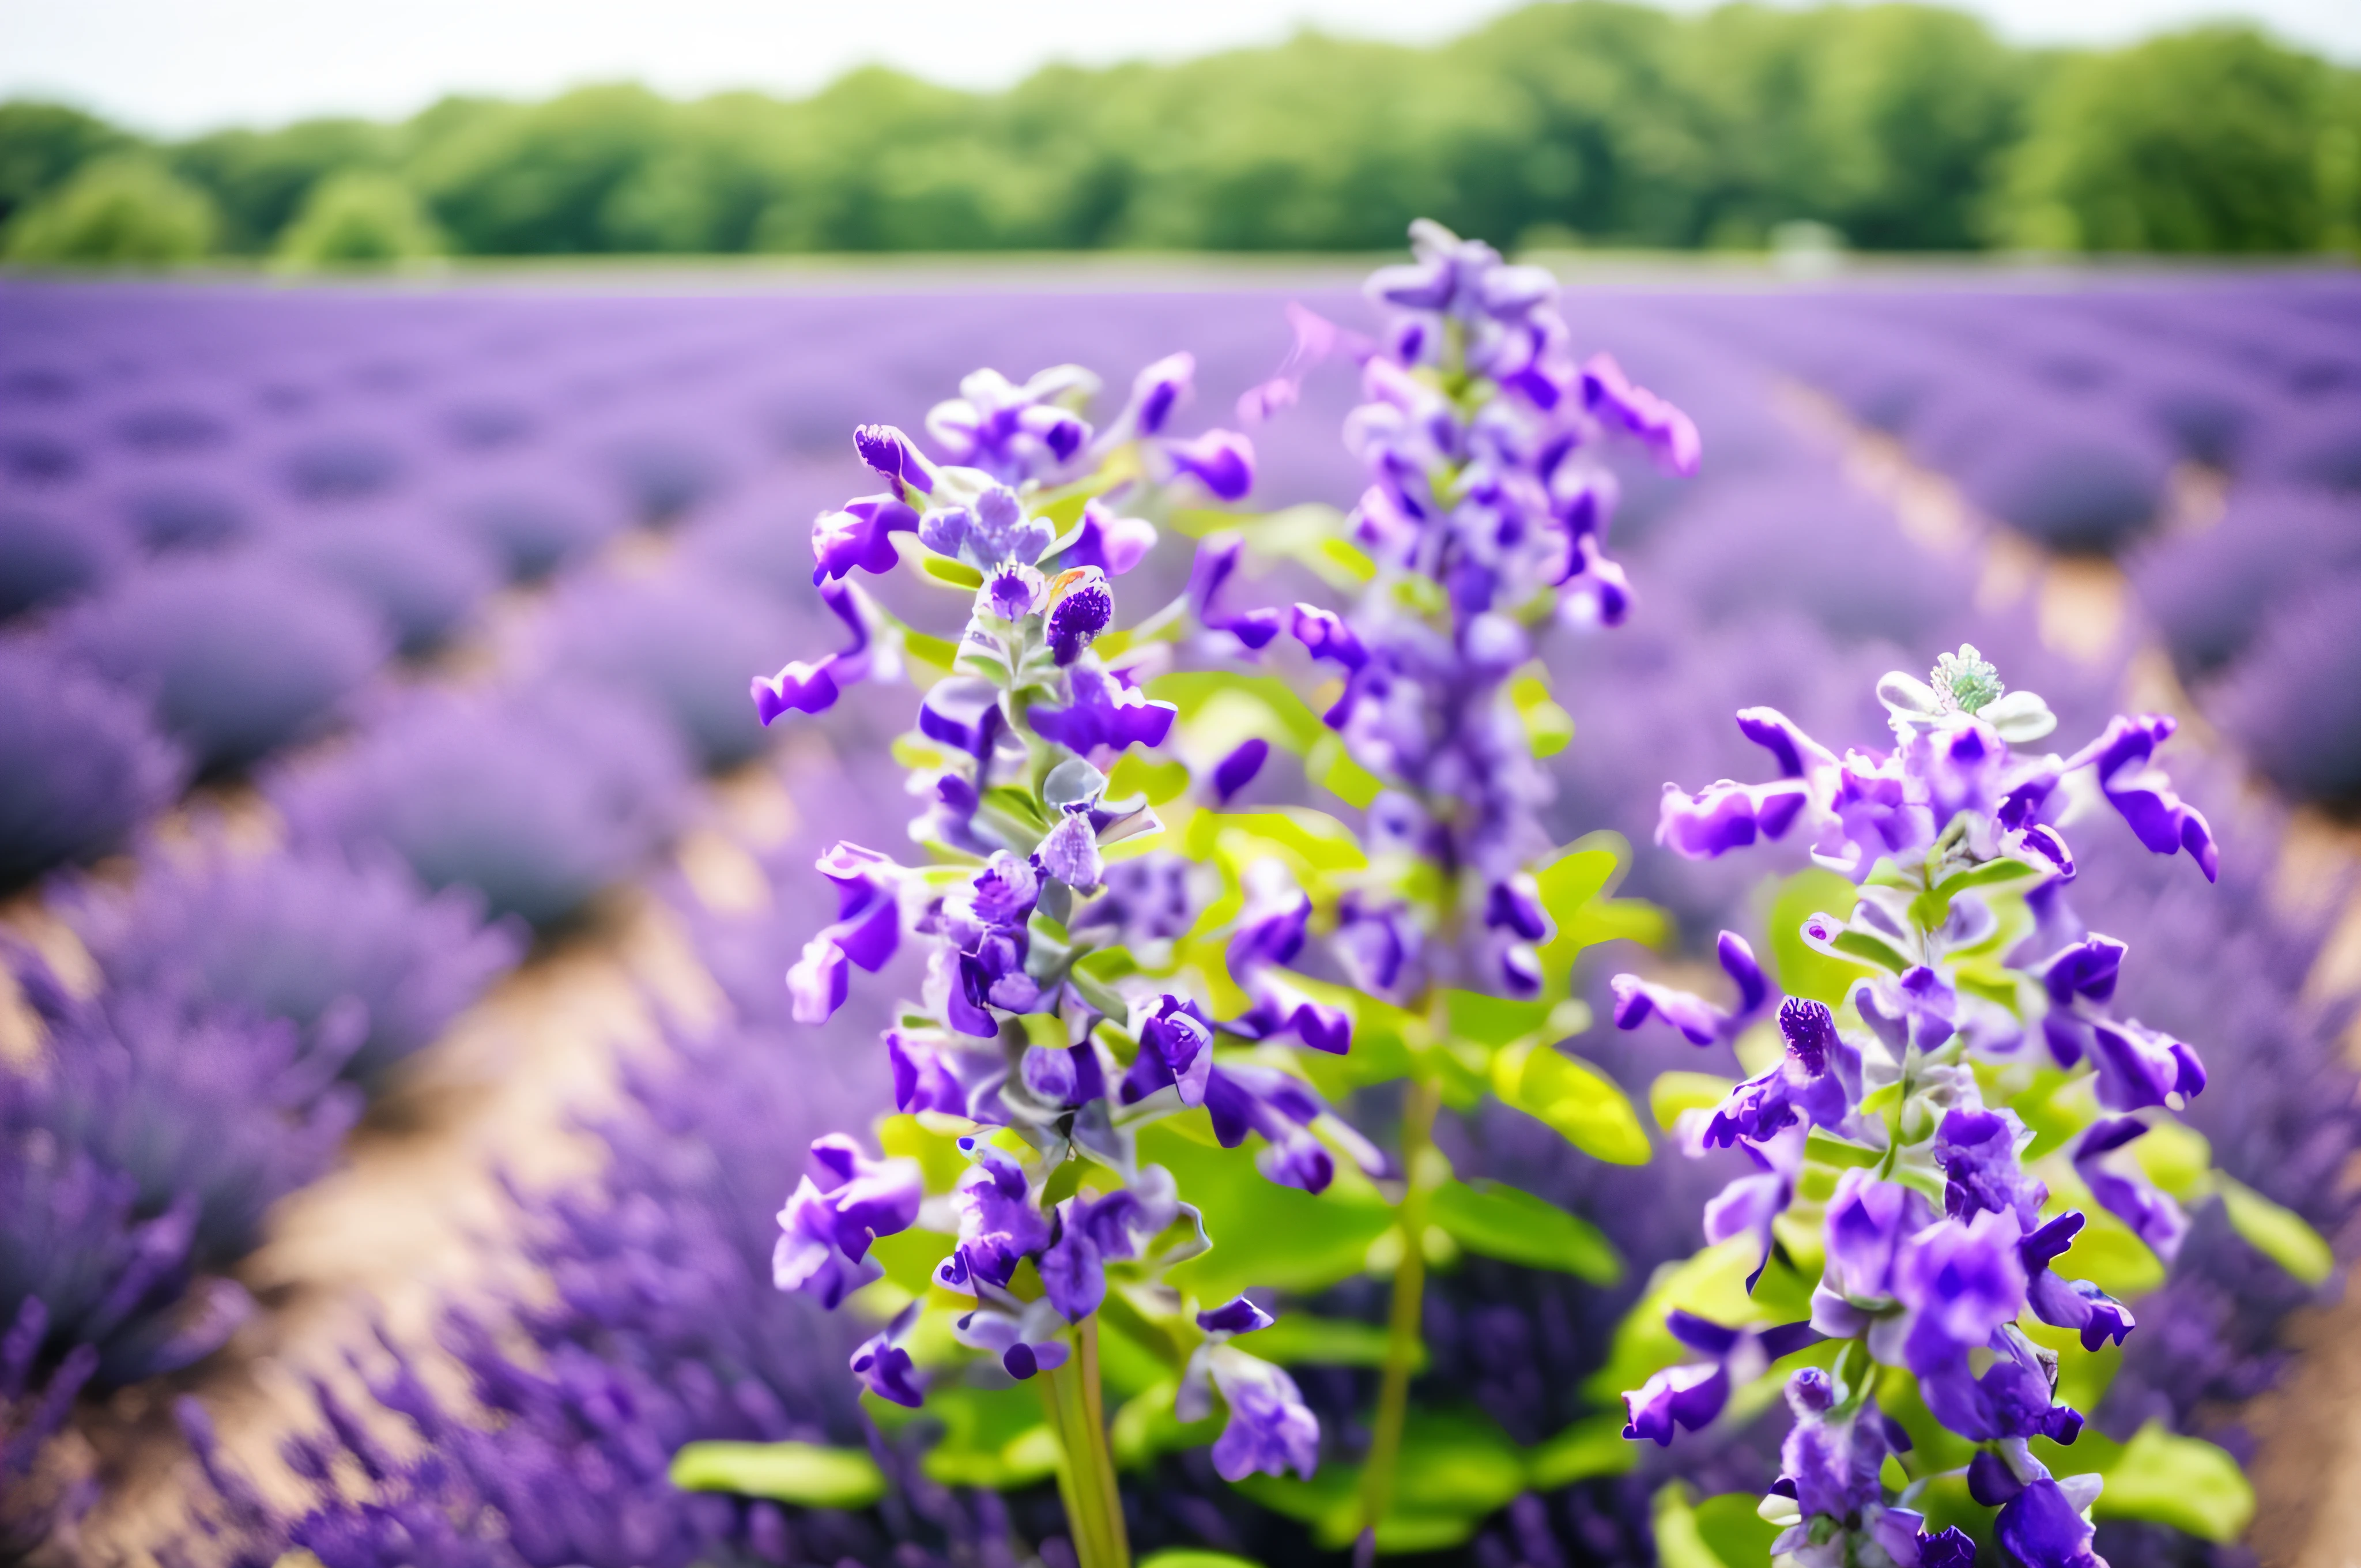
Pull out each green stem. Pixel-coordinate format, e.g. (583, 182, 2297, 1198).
(1360, 1076, 1443, 1540)
(1040, 1325, 1129, 1568)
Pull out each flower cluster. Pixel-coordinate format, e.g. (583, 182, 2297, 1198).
(1241, 218, 1700, 1004)
(1612, 647, 2260, 1568)
(749, 351, 1332, 1562)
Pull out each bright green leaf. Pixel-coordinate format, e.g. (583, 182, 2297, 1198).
(669, 1441, 887, 1508)
(1650, 1484, 1733, 1568)
(1109, 754, 1193, 805)
(1511, 674, 1575, 759)
(1305, 732, 1385, 808)
(1140, 1552, 1267, 1568)
(1651, 1071, 1736, 1131)
(921, 556, 984, 590)
(1430, 1178, 1621, 1283)
(1526, 1412, 1636, 1489)
(2092, 1422, 2256, 1542)
(1767, 870, 1878, 1007)
(1240, 1313, 1410, 1369)
(1692, 1492, 1783, 1566)
(1142, 1121, 1393, 1301)
(1493, 1042, 1650, 1165)
(2219, 1174, 2335, 1286)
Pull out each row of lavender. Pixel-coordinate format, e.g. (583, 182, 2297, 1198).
(1681, 279, 2361, 806)
(2, 272, 2355, 1566)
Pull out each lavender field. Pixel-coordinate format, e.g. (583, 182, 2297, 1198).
(2, 263, 2359, 1567)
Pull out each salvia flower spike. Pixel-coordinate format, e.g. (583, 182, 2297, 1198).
(1208, 218, 1701, 1539)
(1608, 648, 2282, 1568)
(750, 350, 1325, 1568)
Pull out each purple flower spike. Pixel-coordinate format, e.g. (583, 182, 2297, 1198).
(1996, 1479, 2107, 1568)
(1919, 1526, 1978, 1568)
(854, 423, 934, 496)
(1622, 1362, 1728, 1446)
(1161, 428, 1255, 502)
(2073, 1118, 2189, 1261)
(1213, 738, 1269, 804)
(1122, 994, 1216, 1107)
(2063, 714, 2219, 882)
(1198, 1296, 1275, 1338)
(810, 495, 918, 584)
(1039, 1203, 1108, 1322)
(1046, 568, 1114, 665)
(1031, 665, 1178, 756)
(1717, 931, 1767, 1014)
(1188, 534, 1283, 651)
(1062, 502, 1159, 576)
(1484, 874, 1550, 941)
(850, 1304, 925, 1408)
(1609, 973, 1726, 1046)
(2086, 1017, 2206, 1111)
(1208, 1354, 1319, 1482)
(919, 676, 1006, 757)
(1579, 352, 1702, 476)
(1127, 351, 1194, 437)
(1036, 807, 1104, 891)
(785, 936, 850, 1024)
(1289, 603, 1368, 669)
(1655, 778, 1811, 860)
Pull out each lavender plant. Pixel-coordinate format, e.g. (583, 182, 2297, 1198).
(711, 350, 1344, 1568)
(1163, 219, 1702, 1550)
(1606, 646, 2324, 1565)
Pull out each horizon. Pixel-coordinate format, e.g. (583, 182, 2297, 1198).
(3, 0, 2356, 140)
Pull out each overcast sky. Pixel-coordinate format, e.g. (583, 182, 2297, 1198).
(5, 0, 2355, 137)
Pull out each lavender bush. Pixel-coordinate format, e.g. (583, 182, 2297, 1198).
(273, 683, 692, 927)
(63, 839, 525, 1087)
(0, 639, 188, 891)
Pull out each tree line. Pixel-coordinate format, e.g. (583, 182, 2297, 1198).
(4, 1, 2357, 264)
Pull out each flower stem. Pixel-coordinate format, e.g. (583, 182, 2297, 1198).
(1040, 1324, 1129, 1568)
(1360, 1075, 1443, 1539)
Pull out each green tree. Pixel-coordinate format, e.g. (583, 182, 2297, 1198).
(172, 117, 395, 252)
(274, 168, 442, 267)
(0, 101, 137, 228)
(1996, 24, 2339, 251)
(5, 154, 217, 264)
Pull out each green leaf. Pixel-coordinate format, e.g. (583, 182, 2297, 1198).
(1766, 869, 1877, 1007)
(1650, 1071, 1735, 1132)
(1390, 1408, 1528, 1522)
(1239, 1313, 1409, 1369)
(1493, 1042, 1650, 1165)
(866, 1227, 955, 1294)
(2091, 1422, 2256, 1542)
(1141, 1121, 1394, 1300)
(1533, 845, 1620, 932)
(1430, 1178, 1621, 1283)
(669, 1441, 887, 1508)
(1511, 674, 1575, 759)
(1111, 1378, 1223, 1469)
(1693, 1492, 1783, 1566)
(1212, 808, 1367, 872)
(921, 556, 984, 590)
(1069, 947, 1141, 1017)
(1526, 1412, 1636, 1489)
(1140, 1552, 1267, 1568)
(1650, 1483, 1734, 1568)
(1149, 671, 1325, 752)
(1443, 989, 1559, 1049)
(918, 1383, 1061, 1489)
(1108, 754, 1193, 805)
(1305, 732, 1385, 808)
(900, 630, 960, 683)
(2218, 1174, 2335, 1286)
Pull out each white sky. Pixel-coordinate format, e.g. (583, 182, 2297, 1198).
(3, 0, 2355, 137)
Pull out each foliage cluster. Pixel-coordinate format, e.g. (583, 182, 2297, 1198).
(4, 4, 2358, 264)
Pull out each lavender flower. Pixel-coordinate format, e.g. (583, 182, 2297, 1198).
(273, 683, 691, 926)
(54, 555, 389, 773)
(63, 839, 523, 1085)
(0, 639, 187, 890)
